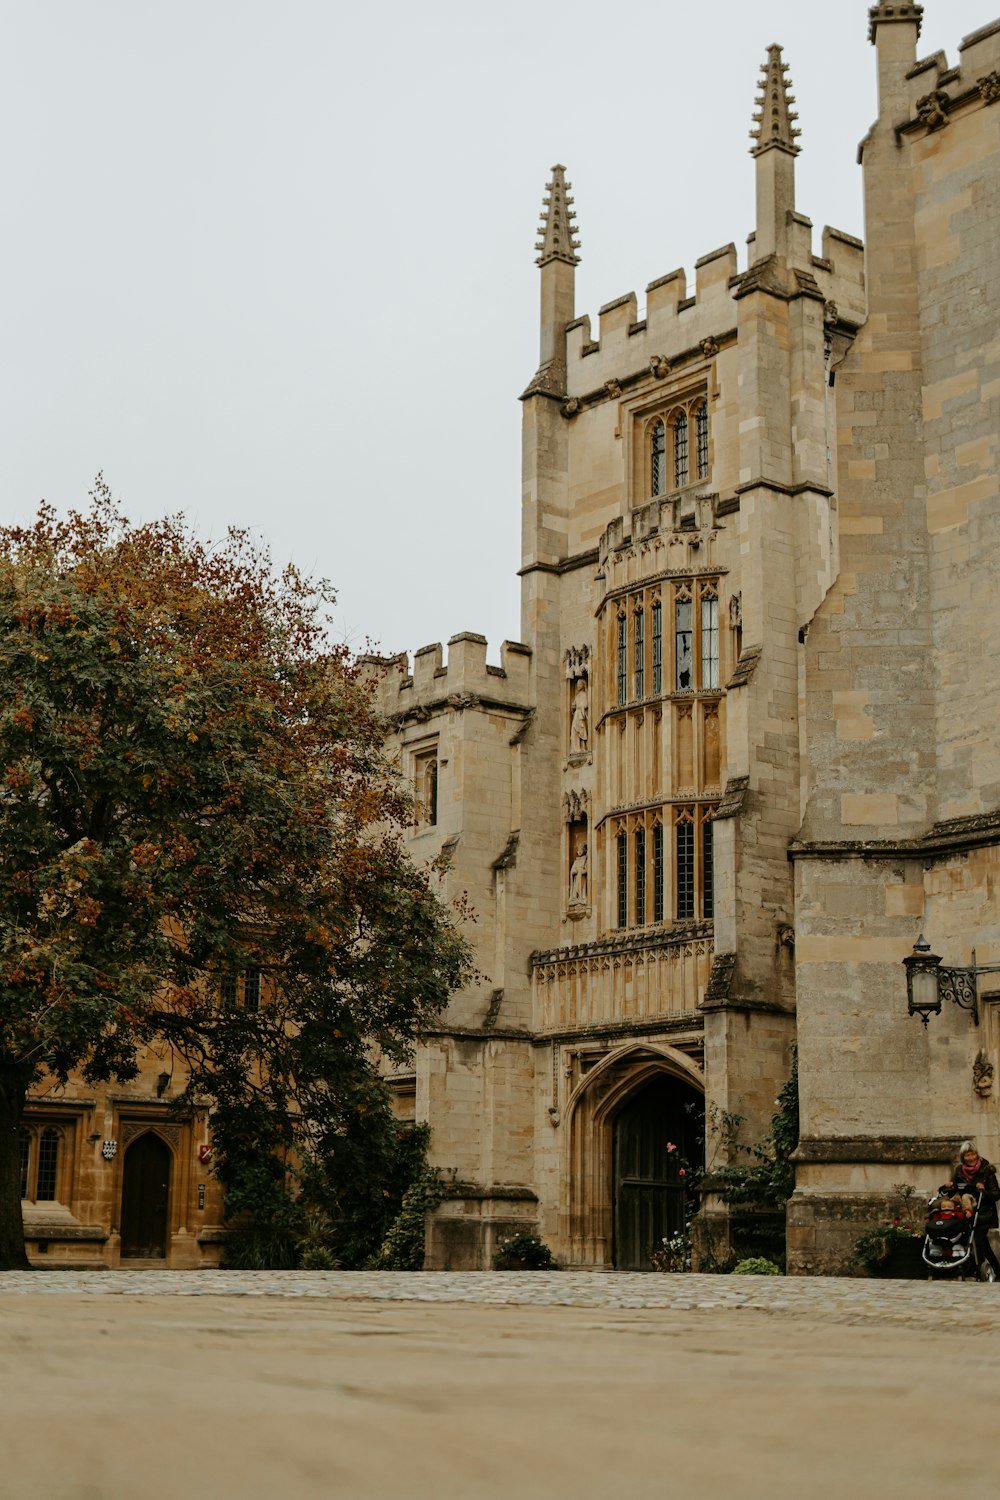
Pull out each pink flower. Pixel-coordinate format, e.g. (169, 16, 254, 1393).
(679, 1168, 686, 1177)
(666, 1142, 676, 1153)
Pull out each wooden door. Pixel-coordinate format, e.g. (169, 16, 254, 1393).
(120, 1132, 171, 1260)
(613, 1075, 702, 1271)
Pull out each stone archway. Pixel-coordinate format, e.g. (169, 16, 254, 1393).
(562, 1044, 705, 1268)
(120, 1131, 172, 1260)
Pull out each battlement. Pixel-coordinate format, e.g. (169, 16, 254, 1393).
(871, 17, 1000, 141)
(365, 634, 533, 721)
(562, 217, 865, 402)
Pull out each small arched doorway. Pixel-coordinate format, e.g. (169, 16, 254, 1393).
(120, 1131, 172, 1260)
(613, 1074, 703, 1270)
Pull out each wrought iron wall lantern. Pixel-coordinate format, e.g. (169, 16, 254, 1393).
(904, 934, 1000, 1026)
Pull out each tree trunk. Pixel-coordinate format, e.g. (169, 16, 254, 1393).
(0, 1070, 31, 1270)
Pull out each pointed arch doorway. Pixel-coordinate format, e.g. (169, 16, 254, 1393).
(120, 1131, 172, 1260)
(613, 1073, 703, 1271)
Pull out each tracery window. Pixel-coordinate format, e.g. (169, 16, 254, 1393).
(616, 614, 627, 706)
(633, 607, 645, 700)
(413, 745, 439, 826)
(607, 806, 716, 929)
(675, 806, 715, 921)
(642, 396, 709, 500)
(651, 601, 662, 695)
(701, 585, 719, 690)
(652, 823, 665, 923)
(616, 831, 628, 929)
(651, 420, 666, 498)
(675, 589, 693, 691)
(695, 401, 709, 481)
(634, 827, 646, 926)
(676, 810, 696, 920)
(673, 410, 689, 488)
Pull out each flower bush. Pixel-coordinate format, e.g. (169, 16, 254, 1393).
(492, 1233, 558, 1270)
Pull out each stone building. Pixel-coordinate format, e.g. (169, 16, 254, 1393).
(20, 5, 999, 1273)
(372, 5, 1000, 1273)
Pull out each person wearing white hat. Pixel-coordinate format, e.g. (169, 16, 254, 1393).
(942, 1141, 1000, 1279)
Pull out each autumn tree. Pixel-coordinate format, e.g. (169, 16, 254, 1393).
(0, 485, 469, 1270)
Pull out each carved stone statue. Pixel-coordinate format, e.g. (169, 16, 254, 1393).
(570, 679, 589, 752)
(569, 842, 588, 905)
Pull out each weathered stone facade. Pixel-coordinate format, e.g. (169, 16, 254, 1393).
(23, 7, 999, 1274)
(371, 6, 1000, 1273)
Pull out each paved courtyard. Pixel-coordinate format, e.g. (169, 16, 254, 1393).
(2, 1271, 998, 1499)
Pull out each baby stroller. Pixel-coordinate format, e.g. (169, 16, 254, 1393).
(922, 1188, 993, 1279)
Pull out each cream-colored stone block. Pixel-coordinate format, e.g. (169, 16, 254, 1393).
(840, 792, 899, 826)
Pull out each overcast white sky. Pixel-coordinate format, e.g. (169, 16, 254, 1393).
(2, 2, 995, 660)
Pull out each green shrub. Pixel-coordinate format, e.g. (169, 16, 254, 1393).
(732, 1256, 782, 1276)
(492, 1233, 558, 1270)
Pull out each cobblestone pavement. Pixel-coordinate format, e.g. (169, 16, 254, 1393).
(2, 1266, 1000, 1328)
(4, 1270, 1000, 1499)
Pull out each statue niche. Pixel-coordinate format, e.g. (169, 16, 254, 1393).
(569, 831, 589, 908)
(565, 644, 590, 760)
(571, 678, 589, 753)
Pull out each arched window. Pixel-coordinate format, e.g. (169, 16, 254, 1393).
(650, 419, 666, 497)
(673, 410, 689, 488)
(616, 831, 628, 929)
(695, 401, 709, 480)
(634, 826, 646, 925)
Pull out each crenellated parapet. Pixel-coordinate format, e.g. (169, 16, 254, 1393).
(367, 633, 533, 726)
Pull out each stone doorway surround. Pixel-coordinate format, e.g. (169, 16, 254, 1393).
(561, 1042, 705, 1267)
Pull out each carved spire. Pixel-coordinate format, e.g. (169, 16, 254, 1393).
(535, 164, 581, 268)
(750, 44, 801, 156)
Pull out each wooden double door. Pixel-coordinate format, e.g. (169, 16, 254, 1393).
(120, 1131, 172, 1260)
(613, 1074, 703, 1271)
